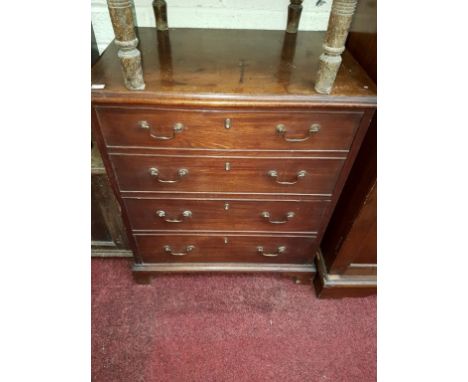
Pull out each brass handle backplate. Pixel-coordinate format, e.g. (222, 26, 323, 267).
(276, 123, 321, 142)
(261, 211, 295, 224)
(257, 245, 286, 257)
(149, 167, 189, 183)
(138, 120, 184, 140)
(156, 210, 192, 223)
(164, 245, 195, 256)
(267, 170, 307, 185)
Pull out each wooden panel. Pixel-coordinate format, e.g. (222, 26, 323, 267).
(347, 33, 377, 83)
(134, 233, 317, 264)
(96, 106, 362, 151)
(91, 170, 129, 250)
(109, 154, 345, 195)
(347, 0, 377, 83)
(123, 197, 329, 233)
(320, 117, 376, 272)
(91, 184, 113, 244)
(91, 144, 135, 257)
(331, 183, 377, 268)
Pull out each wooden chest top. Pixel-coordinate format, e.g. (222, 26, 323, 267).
(91, 28, 376, 108)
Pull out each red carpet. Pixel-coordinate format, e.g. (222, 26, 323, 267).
(92, 259, 376, 382)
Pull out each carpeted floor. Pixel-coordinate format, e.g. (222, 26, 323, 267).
(92, 259, 376, 382)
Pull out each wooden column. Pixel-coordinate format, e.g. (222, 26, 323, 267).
(153, 0, 169, 31)
(315, 0, 358, 94)
(286, 0, 304, 33)
(107, 0, 145, 90)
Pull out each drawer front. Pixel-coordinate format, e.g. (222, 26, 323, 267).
(110, 154, 345, 195)
(124, 198, 329, 233)
(96, 107, 362, 151)
(134, 234, 317, 263)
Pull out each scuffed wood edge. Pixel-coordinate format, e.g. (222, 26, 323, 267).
(314, 249, 376, 298)
(133, 262, 316, 273)
(92, 248, 133, 257)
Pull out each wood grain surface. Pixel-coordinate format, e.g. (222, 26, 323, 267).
(134, 233, 317, 264)
(123, 197, 330, 233)
(91, 28, 376, 106)
(109, 153, 345, 195)
(96, 106, 362, 151)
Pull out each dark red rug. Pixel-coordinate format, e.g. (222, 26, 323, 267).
(92, 259, 376, 381)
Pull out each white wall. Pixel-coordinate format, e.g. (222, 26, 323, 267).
(91, 0, 333, 54)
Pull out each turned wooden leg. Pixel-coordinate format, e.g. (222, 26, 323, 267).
(286, 0, 304, 34)
(315, 0, 358, 94)
(106, 0, 145, 90)
(133, 272, 152, 285)
(153, 0, 168, 31)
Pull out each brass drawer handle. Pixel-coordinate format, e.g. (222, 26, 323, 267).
(138, 120, 184, 140)
(156, 210, 192, 223)
(257, 245, 286, 257)
(164, 245, 195, 256)
(149, 167, 189, 183)
(276, 123, 320, 142)
(267, 170, 307, 185)
(261, 211, 295, 224)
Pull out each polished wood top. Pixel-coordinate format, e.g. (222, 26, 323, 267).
(91, 28, 376, 107)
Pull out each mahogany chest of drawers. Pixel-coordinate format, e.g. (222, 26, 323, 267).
(91, 28, 376, 284)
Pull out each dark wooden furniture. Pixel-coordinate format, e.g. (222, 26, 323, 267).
(92, 25, 132, 257)
(315, 0, 377, 297)
(316, 114, 376, 297)
(91, 25, 376, 284)
(91, 143, 132, 257)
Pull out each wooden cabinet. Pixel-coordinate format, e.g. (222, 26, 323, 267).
(316, 114, 376, 297)
(314, 0, 377, 297)
(91, 144, 131, 257)
(91, 28, 376, 285)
